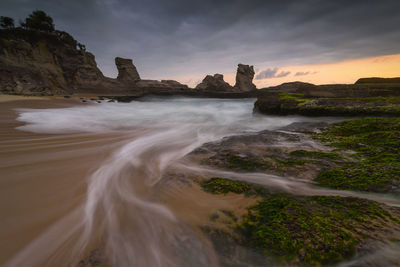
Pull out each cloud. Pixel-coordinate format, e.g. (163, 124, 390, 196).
(255, 68, 290, 79)
(1, 0, 400, 80)
(295, 71, 310, 76)
(276, 70, 291, 78)
(255, 68, 278, 79)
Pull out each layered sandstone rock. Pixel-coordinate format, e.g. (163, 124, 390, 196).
(0, 28, 190, 96)
(195, 74, 232, 91)
(0, 29, 111, 95)
(234, 64, 256, 91)
(196, 64, 257, 93)
(136, 79, 188, 91)
(115, 57, 140, 83)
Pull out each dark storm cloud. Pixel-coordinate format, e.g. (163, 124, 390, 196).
(1, 0, 400, 79)
(255, 68, 291, 79)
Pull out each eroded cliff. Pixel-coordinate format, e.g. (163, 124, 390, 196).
(0, 28, 189, 96)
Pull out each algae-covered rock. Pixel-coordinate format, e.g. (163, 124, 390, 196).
(200, 178, 400, 266)
(254, 80, 400, 116)
(254, 93, 400, 116)
(189, 126, 347, 180)
(313, 117, 400, 193)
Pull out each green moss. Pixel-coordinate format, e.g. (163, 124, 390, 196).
(209, 213, 220, 221)
(279, 93, 305, 100)
(332, 97, 400, 102)
(200, 178, 259, 195)
(220, 209, 238, 222)
(273, 150, 343, 169)
(316, 163, 400, 191)
(314, 117, 400, 192)
(276, 157, 307, 166)
(289, 150, 343, 161)
(223, 150, 341, 172)
(292, 97, 400, 116)
(226, 154, 270, 171)
(200, 178, 399, 265)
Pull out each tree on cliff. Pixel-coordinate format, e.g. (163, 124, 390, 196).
(20, 10, 55, 32)
(0, 16, 14, 29)
(56, 30, 78, 47)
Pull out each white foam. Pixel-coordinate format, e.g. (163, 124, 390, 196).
(15, 97, 331, 134)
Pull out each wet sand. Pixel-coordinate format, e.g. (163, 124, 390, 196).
(0, 98, 230, 266)
(0, 99, 132, 265)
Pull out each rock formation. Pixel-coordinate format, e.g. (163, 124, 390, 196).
(195, 64, 258, 94)
(355, 77, 400, 84)
(254, 80, 400, 116)
(234, 64, 256, 91)
(195, 74, 232, 91)
(135, 79, 188, 91)
(0, 28, 190, 96)
(115, 57, 140, 83)
(0, 28, 261, 98)
(0, 29, 116, 95)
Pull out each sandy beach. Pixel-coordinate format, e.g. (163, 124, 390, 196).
(0, 98, 130, 265)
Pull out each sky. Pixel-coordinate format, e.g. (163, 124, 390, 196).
(2, 0, 400, 88)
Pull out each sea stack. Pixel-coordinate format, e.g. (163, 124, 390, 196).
(115, 57, 141, 83)
(234, 64, 256, 91)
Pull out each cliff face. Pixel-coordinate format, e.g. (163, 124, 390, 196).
(0, 29, 107, 95)
(0, 29, 189, 96)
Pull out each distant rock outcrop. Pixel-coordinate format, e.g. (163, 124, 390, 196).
(254, 80, 400, 116)
(195, 64, 257, 93)
(136, 79, 188, 91)
(234, 64, 256, 91)
(195, 74, 232, 91)
(115, 57, 140, 83)
(355, 77, 400, 84)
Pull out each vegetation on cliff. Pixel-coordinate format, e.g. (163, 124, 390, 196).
(0, 10, 108, 95)
(0, 16, 14, 29)
(0, 10, 83, 50)
(200, 178, 400, 265)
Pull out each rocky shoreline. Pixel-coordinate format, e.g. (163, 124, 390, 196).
(254, 81, 400, 116)
(172, 117, 400, 266)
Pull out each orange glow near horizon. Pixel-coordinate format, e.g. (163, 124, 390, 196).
(176, 54, 400, 88)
